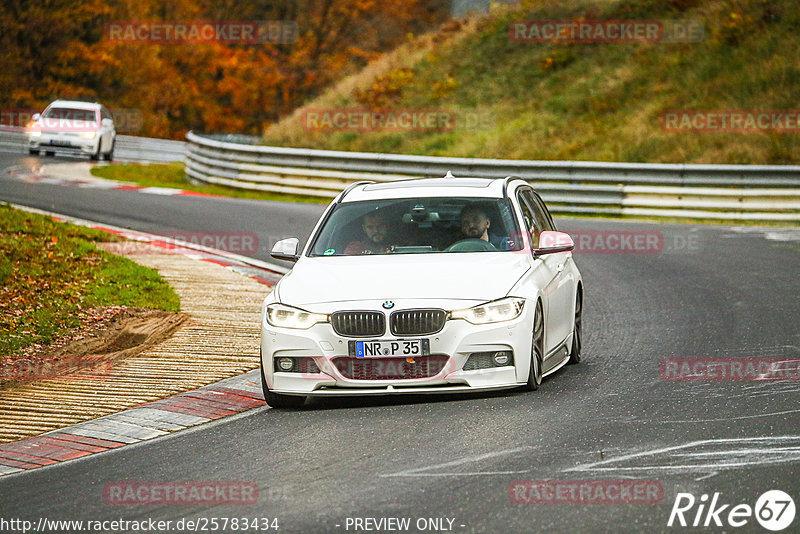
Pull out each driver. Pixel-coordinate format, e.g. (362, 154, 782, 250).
(345, 210, 392, 254)
(459, 205, 491, 242)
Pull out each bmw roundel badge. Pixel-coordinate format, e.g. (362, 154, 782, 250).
(382, 301, 394, 309)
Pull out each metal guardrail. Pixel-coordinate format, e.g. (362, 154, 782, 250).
(0, 130, 185, 164)
(114, 135, 185, 163)
(186, 131, 800, 222)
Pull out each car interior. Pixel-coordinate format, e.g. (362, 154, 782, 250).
(313, 198, 521, 255)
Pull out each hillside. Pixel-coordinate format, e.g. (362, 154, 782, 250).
(262, 0, 800, 164)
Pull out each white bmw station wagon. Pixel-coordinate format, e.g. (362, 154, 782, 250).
(260, 176, 583, 408)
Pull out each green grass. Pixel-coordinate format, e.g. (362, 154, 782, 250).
(262, 0, 800, 165)
(90, 163, 329, 204)
(0, 204, 180, 357)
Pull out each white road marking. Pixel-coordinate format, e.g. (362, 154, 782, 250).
(567, 436, 800, 474)
(380, 446, 534, 478)
(694, 471, 718, 482)
(654, 408, 800, 424)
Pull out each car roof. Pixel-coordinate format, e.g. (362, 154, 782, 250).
(342, 176, 516, 202)
(45, 100, 102, 110)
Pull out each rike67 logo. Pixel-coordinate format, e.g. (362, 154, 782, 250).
(668, 490, 796, 531)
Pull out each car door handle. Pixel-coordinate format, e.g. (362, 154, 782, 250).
(556, 262, 565, 272)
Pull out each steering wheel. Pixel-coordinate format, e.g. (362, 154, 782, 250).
(444, 239, 498, 252)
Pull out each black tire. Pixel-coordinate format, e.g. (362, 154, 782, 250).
(89, 141, 101, 161)
(104, 141, 115, 162)
(29, 148, 38, 156)
(260, 357, 305, 409)
(45, 151, 55, 157)
(525, 300, 544, 391)
(568, 289, 582, 364)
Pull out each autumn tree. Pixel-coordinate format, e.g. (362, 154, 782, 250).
(0, 0, 448, 138)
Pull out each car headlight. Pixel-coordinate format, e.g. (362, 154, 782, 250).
(266, 303, 328, 329)
(450, 297, 525, 325)
(79, 131, 96, 139)
(26, 123, 41, 137)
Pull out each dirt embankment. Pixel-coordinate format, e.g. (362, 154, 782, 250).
(1, 307, 187, 389)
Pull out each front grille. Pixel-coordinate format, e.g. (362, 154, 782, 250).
(330, 311, 385, 337)
(332, 356, 449, 380)
(390, 309, 447, 336)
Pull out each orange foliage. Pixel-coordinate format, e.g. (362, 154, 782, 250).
(0, 0, 447, 138)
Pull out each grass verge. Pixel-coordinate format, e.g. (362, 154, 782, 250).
(90, 162, 329, 204)
(263, 0, 800, 165)
(0, 204, 180, 357)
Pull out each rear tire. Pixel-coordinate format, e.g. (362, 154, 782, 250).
(568, 289, 582, 364)
(260, 357, 305, 409)
(525, 300, 544, 391)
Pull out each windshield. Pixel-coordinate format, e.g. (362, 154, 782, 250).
(309, 197, 523, 256)
(41, 108, 98, 129)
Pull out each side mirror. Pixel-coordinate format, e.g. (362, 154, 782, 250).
(271, 237, 300, 262)
(533, 231, 575, 257)
(102, 118, 114, 128)
(32, 113, 41, 121)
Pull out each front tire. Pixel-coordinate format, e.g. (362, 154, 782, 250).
(525, 300, 544, 391)
(104, 141, 115, 161)
(260, 357, 305, 409)
(568, 289, 582, 364)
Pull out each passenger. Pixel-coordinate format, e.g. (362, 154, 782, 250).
(459, 205, 491, 242)
(345, 211, 392, 254)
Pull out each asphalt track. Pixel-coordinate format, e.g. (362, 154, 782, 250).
(1, 151, 800, 533)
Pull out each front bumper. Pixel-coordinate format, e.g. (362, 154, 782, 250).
(260, 302, 534, 397)
(29, 133, 98, 154)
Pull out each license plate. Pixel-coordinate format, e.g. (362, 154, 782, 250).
(349, 339, 430, 358)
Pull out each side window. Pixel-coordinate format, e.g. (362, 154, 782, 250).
(519, 189, 555, 249)
(529, 192, 556, 231)
(521, 190, 552, 234)
(516, 191, 540, 249)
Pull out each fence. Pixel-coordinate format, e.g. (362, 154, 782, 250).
(185, 131, 800, 222)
